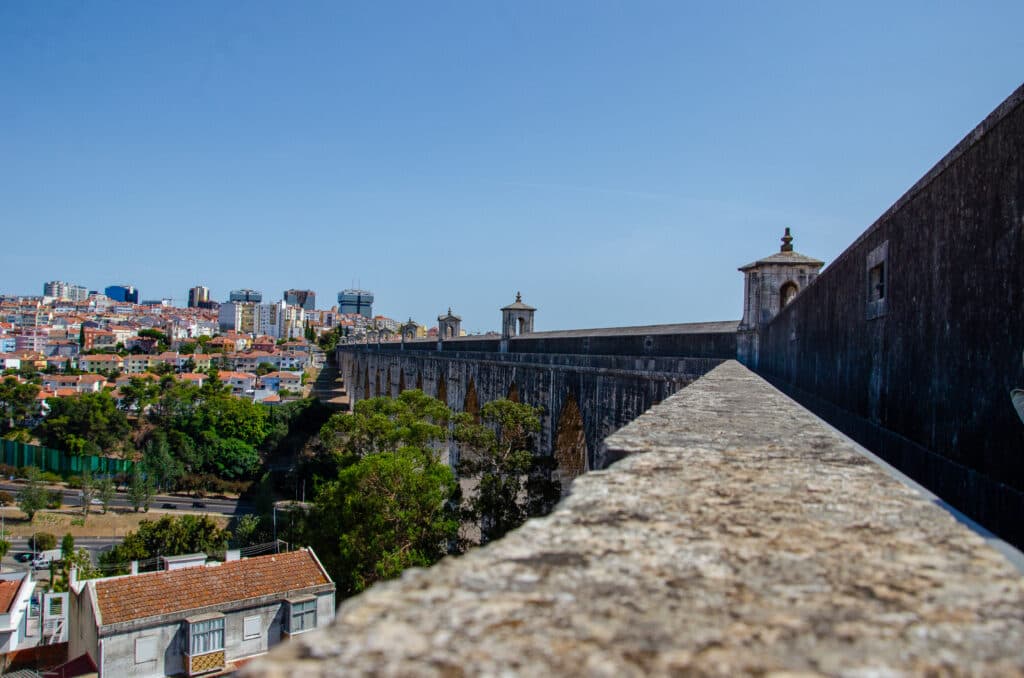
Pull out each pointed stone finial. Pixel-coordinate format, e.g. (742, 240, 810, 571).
(780, 227, 794, 252)
(515, 291, 522, 303)
(448, 307, 452, 315)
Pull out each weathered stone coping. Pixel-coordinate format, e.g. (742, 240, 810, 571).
(249, 360, 1024, 676)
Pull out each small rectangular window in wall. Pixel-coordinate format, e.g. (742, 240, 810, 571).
(135, 636, 158, 664)
(866, 240, 889, 320)
(243, 615, 262, 640)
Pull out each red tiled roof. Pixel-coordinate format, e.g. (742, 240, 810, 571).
(93, 549, 330, 625)
(0, 579, 21, 613)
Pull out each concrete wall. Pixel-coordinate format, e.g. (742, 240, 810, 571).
(247, 362, 1024, 676)
(338, 348, 720, 470)
(758, 83, 1024, 547)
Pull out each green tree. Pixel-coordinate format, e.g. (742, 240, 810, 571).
(231, 514, 263, 548)
(128, 463, 155, 512)
(306, 446, 458, 597)
(61, 533, 75, 559)
(79, 467, 96, 517)
(51, 547, 99, 590)
(0, 540, 9, 561)
(0, 376, 40, 433)
(17, 469, 49, 522)
(256, 362, 277, 376)
(30, 532, 56, 551)
(456, 399, 559, 544)
(98, 478, 116, 514)
(35, 391, 130, 456)
(319, 389, 453, 460)
(99, 515, 231, 574)
(142, 434, 184, 492)
(118, 377, 160, 415)
(78, 324, 85, 348)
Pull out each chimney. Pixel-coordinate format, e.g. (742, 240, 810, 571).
(130, 560, 138, 575)
(225, 549, 240, 562)
(69, 567, 78, 589)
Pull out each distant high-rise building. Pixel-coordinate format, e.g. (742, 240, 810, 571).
(218, 301, 257, 334)
(229, 289, 263, 303)
(188, 286, 210, 308)
(338, 289, 374, 318)
(43, 281, 88, 302)
(283, 289, 316, 311)
(104, 285, 139, 304)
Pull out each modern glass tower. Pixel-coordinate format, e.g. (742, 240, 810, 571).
(337, 289, 373, 318)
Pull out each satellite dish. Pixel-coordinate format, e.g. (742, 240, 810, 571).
(1013, 389, 1024, 425)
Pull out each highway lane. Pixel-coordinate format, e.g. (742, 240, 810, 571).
(0, 482, 254, 516)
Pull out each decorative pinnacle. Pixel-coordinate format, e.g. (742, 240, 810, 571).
(448, 307, 452, 315)
(780, 227, 794, 252)
(515, 291, 522, 302)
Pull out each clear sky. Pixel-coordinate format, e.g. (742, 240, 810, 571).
(2, 2, 1022, 333)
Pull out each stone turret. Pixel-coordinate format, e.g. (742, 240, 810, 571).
(500, 292, 536, 353)
(400, 318, 419, 344)
(437, 308, 462, 341)
(737, 228, 823, 367)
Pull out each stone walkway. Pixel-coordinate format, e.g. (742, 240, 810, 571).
(249, 360, 1024, 676)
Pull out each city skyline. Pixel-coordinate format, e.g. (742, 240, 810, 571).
(2, 2, 1024, 332)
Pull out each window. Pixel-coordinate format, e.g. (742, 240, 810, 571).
(135, 636, 158, 663)
(868, 262, 885, 301)
(243, 615, 261, 640)
(866, 240, 889, 320)
(288, 599, 317, 634)
(780, 282, 799, 307)
(189, 617, 225, 655)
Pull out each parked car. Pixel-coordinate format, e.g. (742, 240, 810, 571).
(30, 549, 62, 570)
(14, 552, 34, 563)
(161, 503, 176, 509)
(192, 501, 206, 509)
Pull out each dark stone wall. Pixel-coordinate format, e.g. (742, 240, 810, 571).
(508, 331, 736, 359)
(337, 347, 720, 470)
(355, 326, 737, 360)
(758, 84, 1024, 547)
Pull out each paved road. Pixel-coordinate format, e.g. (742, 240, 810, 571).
(0, 482, 254, 516)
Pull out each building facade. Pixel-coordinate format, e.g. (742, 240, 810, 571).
(229, 289, 263, 304)
(187, 286, 210, 308)
(104, 285, 139, 304)
(69, 549, 335, 678)
(337, 289, 373, 318)
(283, 289, 316, 311)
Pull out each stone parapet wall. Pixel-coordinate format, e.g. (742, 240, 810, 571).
(248, 361, 1024, 676)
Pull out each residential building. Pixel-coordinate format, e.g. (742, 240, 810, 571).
(82, 329, 117, 351)
(218, 302, 257, 334)
(14, 329, 49, 353)
(337, 289, 373, 318)
(283, 289, 315, 311)
(68, 549, 335, 678)
(260, 371, 302, 393)
(0, 571, 37, 654)
(41, 374, 106, 394)
(187, 286, 210, 308)
(104, 285, 139, 304)
(218, 371, 258, 395)
(43, 281, 89, 302)
(229, 289, 262, 303)
(258, 301, 305, 340)
(78, 354, 123, 373)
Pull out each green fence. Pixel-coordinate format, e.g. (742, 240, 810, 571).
(0, 440, 134, 478)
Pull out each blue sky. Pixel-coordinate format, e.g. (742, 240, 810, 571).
(2, 2, 1022, 332)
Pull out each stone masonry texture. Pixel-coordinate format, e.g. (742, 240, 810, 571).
(248, 361, 1024, 676)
